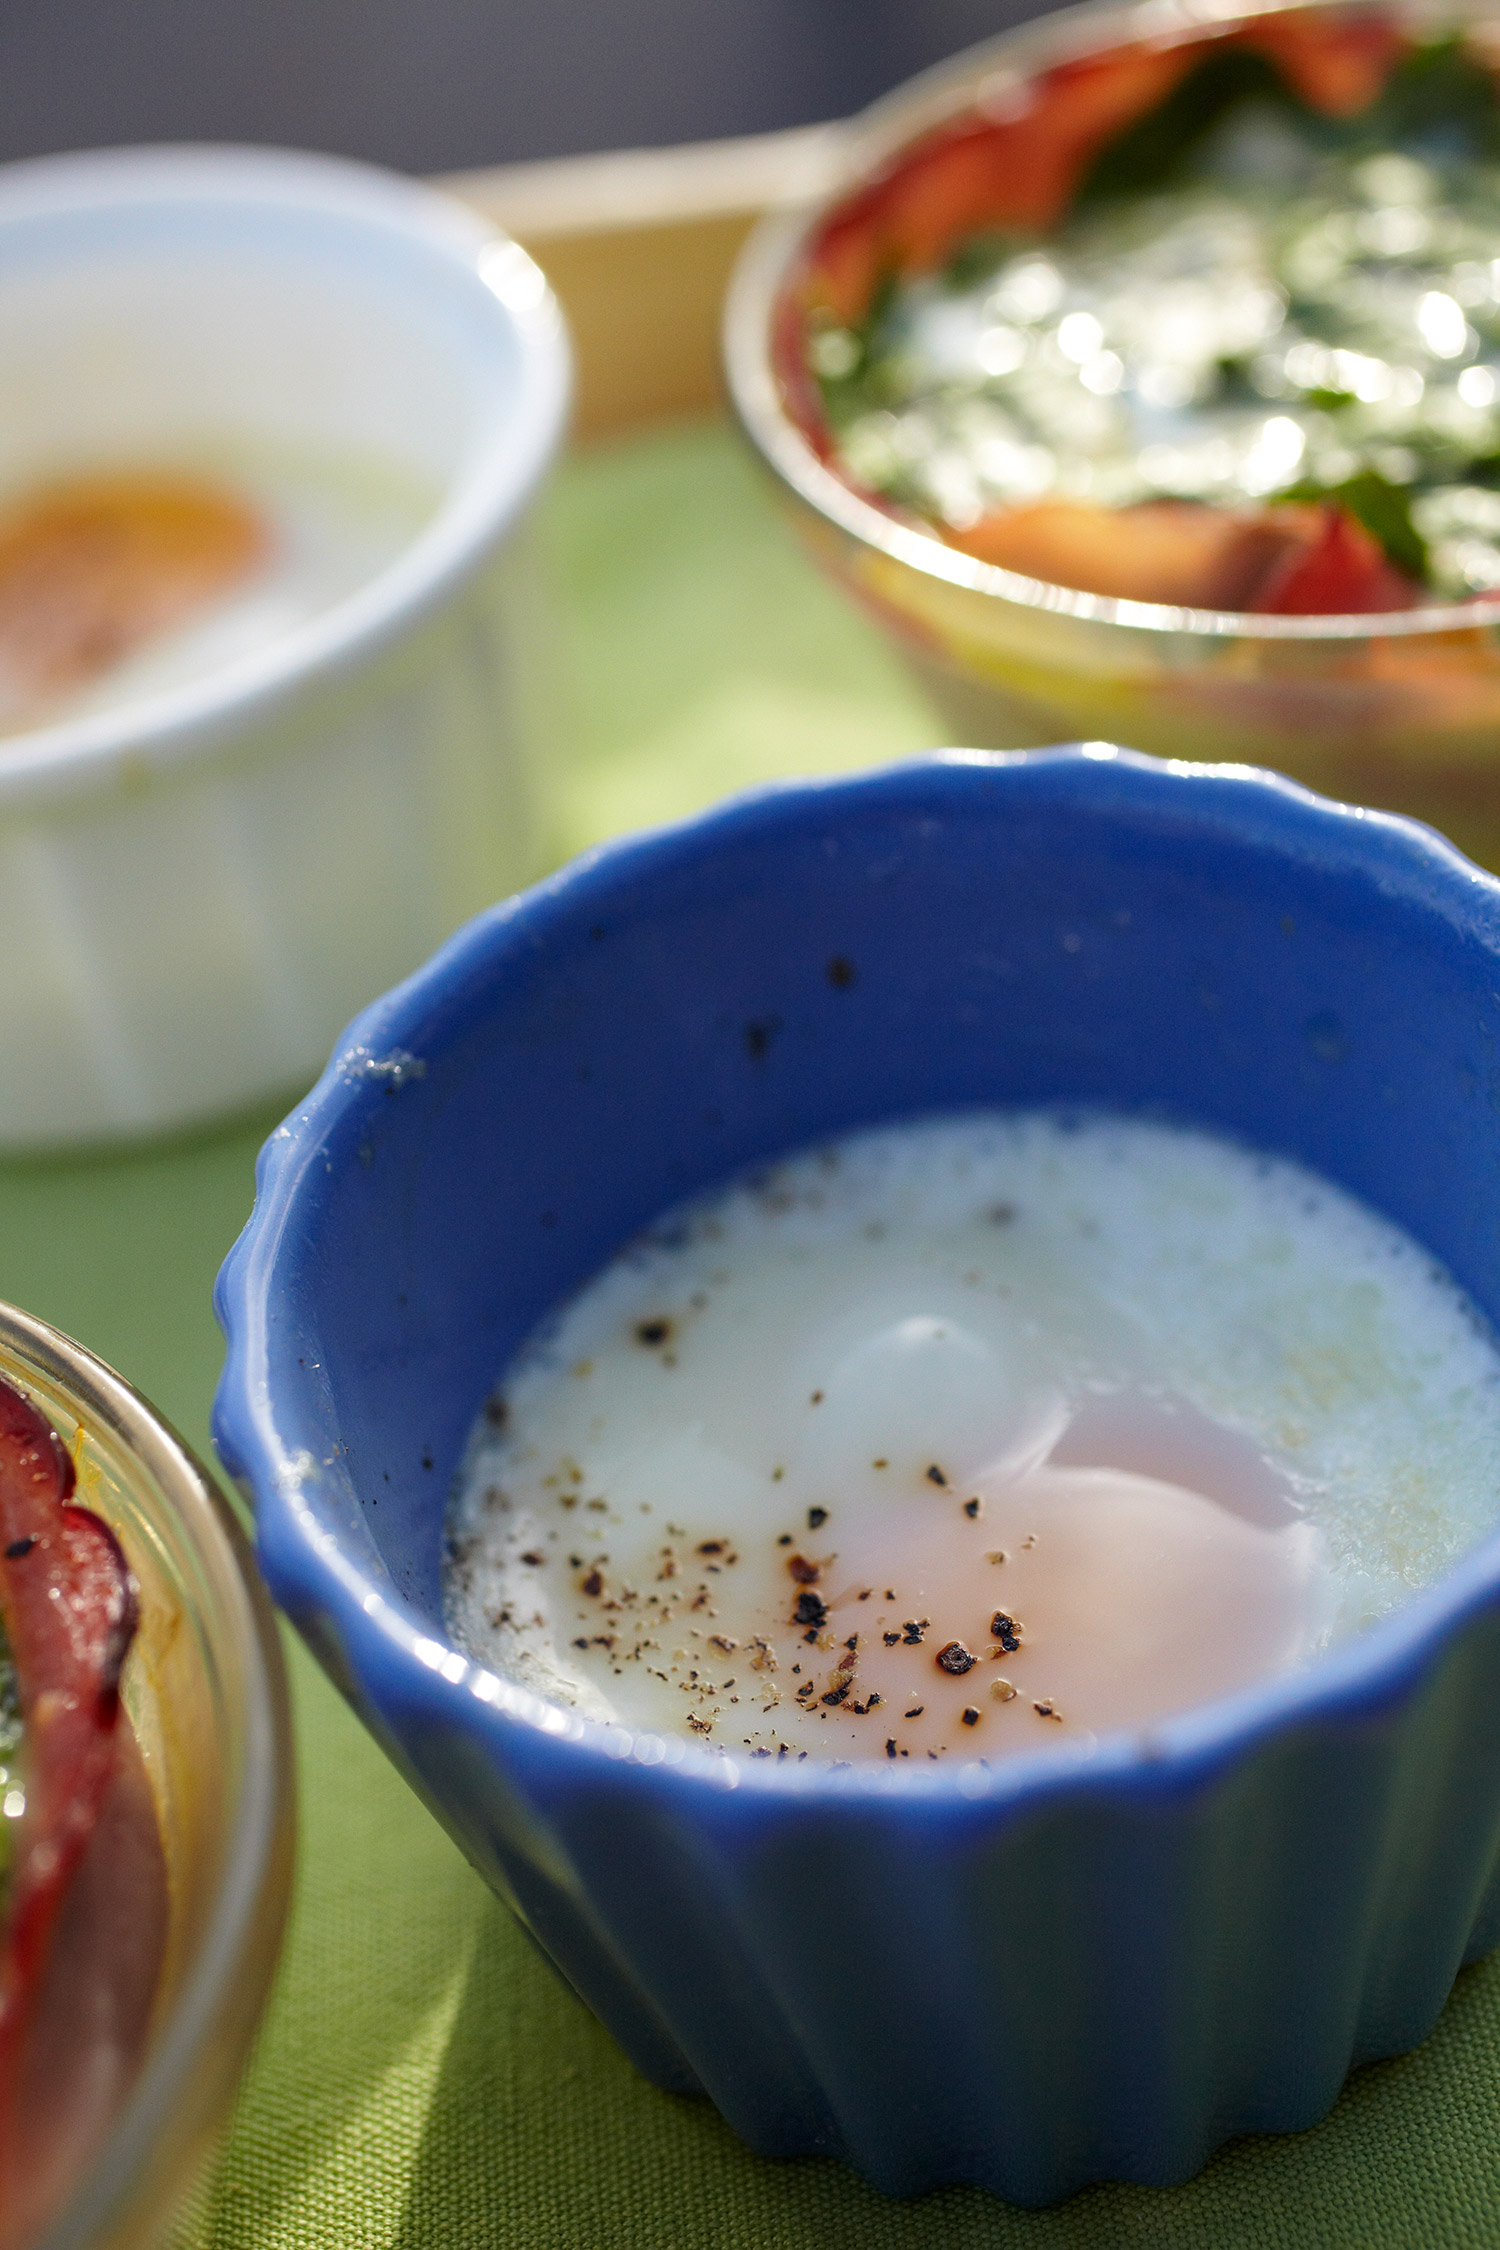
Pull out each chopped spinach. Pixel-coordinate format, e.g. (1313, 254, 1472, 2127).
(1075, 47, 1307, 207)
(1075, 31, 1500, 209)
(1350, 33, 1500, 165)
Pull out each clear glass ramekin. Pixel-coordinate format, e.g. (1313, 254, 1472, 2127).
(723, 0, 1500, 870)
(0, 1303, 294, 2250)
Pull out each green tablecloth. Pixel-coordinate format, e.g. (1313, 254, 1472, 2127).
(6, 418, 1500, 2249)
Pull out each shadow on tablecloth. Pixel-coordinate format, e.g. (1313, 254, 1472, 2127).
(389, 1892, 1500, 2250)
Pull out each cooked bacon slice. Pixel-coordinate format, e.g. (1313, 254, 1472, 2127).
(803, 44, 1195, 316)
(2, 1723, 166, 2250)
(0, 1377, 137, 2172)
(945, 496, 1421, 614)
(946, 498, 1304, 609)
(1234, 9, 1404, 115)
(882, 45, 1195, 266)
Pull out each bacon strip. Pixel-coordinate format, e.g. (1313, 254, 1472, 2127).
(947, 498, 1306, 608)
(801, 45, 1194, 322)
(1236, 10, 1404, 115)
(948, 497, 1422, 613)
(0, 1377, 137, 2169)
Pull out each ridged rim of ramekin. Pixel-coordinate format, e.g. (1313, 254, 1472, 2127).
(0, 1303, 294, 2250)
(0, 142, 571, 813)
(214, 747, 1500, 1821)
(723, 0, 1500, 644)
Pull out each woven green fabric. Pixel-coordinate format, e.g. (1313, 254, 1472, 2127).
(3, 418, 1500, 2248)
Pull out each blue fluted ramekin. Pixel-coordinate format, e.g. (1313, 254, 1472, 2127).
(213, 748, 1500, 2205)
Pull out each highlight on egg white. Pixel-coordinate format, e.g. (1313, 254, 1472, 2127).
(444, 1111, 1500, 1762)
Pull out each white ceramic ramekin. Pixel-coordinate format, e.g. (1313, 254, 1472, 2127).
(0, 144, 570, 1148)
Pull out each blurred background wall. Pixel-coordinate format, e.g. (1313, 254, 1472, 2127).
(0, 0, 1047, 169)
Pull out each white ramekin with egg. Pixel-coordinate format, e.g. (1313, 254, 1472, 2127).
(0, 144, 569, 1146)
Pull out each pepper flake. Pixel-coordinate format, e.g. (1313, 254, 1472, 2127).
(935, 1640, 976, 1676)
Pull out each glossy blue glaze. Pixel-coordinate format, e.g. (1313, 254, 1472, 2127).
(215, 747, 1500, 2202)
